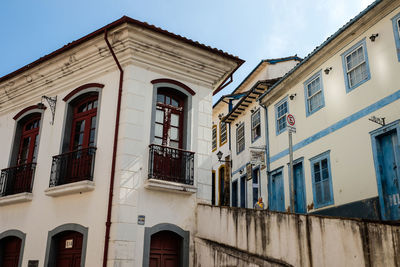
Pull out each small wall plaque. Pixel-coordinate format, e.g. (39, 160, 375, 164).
(28, 260, 39, 267)
(138, 215, 145, 225)
(65, 239, 73, 248)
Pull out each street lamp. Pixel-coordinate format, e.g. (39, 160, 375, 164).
(216, 151, 232, 165)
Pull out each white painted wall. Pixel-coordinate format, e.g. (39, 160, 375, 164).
(0, 21, 240, 267)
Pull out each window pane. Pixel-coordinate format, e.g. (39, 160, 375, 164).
(313, 162, 321, 182)
(155, 123, 163, 137)
(156, 110, 164, 123)
(91, 116, 97, 128)
(93, 100, 98, 109)
(323, 179, 331, 203)
(166, 96, 171, 105)
(154, 137, 162, 145)
(309, 91, 322, 112)
(171, 114, 179, 127)
(19, 137, 31, 163)
(78, 103, 87, 113)
(157, 93, 164, 103)
(315, 182, 323, 204)
(171, 98, 179, 107)
(170, 127, 178, 140)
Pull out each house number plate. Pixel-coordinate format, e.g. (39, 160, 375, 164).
(65, 239, 73, 248)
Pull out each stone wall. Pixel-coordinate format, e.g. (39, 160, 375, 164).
(195, 204, 400, 267)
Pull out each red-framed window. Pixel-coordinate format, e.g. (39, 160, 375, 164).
(17, 114, 41, 165)
(70, 95, 98, 151)
(154, 89, 184, 149)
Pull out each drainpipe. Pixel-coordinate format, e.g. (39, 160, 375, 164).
(103, 28, 124, 267)
(261, 104, 270, 207)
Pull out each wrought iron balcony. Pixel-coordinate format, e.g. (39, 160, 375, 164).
(0, 163, 36, 197)
(148, 144, 194, 185)
(50, 147, 96, 187)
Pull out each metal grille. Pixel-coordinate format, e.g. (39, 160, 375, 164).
(0, 163, 36, 196)
(50, 147, 96, 187)
(148, 144, 194, 185)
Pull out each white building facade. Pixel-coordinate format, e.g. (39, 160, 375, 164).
(259, 0, 400, 220)
(0, 17, 242, 266)
(212, 57, 300, 209)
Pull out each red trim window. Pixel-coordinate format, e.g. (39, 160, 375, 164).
(17, 114, 41, 165)
(70, 95, 98, 151)
(154, 89, 184, 149)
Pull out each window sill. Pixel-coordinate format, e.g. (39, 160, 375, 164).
(45, 180, 95, 197)
(145, 178, 197, 194)
(0, 192, 33, 206)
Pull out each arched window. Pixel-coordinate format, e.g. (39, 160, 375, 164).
(148, 81, 194, 185)
(49, 88, 100, 188)
(17, 114, 41, 165)
(1, 109, 42, 197)
(154, 88, 185, 149)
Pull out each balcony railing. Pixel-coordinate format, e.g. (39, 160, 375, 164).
(148, 144, 194, 185)
(50, 147, 96, 187)
(0, 163, 36, 197)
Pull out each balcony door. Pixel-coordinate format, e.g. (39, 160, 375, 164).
(10, 114, 40, 195)
(66, 95, 98, 183)
(153, 89, 185, 181)
(17, 114, 41, 165)
(154, 89, 184, 149)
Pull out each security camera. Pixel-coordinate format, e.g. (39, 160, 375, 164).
(289, 94, 296, 100)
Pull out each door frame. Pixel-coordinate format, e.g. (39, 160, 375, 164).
(0, 230, 26, 267)
(370, 120, 400, 220)
(143, 223, 189, 267)
(268, 167, 285, 211)
(44, 224, 88, 267)
(240, 174, 247, 208)
(287, 157, 306, 213)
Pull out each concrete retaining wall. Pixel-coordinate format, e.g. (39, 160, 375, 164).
(195, 204, 400, 267)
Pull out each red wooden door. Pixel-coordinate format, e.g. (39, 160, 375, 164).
(67, 95, 98, 182)
(1, 236, 21, 267)
(17, 115, 41, 165)
(55, 231, 83, 267)
(150, 231, 181, 267)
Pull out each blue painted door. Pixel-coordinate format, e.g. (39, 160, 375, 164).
(293, 162, 306, 214)
(232, 180, 238, 207)
(240, 175, 246, 208)
(269, 171, 285, 212)
(377, 130, 400, 220)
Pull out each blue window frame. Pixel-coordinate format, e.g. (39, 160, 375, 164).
(275, 96, 289, 135)
(341, 38, 371, 93)
(236, 122, 245, 154)
(251, 108, 261, 142)
(310, 150, 334, 208)
(391, 12, 400, 62)
(304, 70, 325, 116)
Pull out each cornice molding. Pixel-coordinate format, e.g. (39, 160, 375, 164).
(0, 24, 237, 112)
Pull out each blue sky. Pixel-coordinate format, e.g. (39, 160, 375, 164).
(0, 0, 374, 103)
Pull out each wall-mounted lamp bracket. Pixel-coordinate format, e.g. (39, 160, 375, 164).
(39, 95, 57, 125)
(324, 67, 332, 75)
(369, 33, 379, 42)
